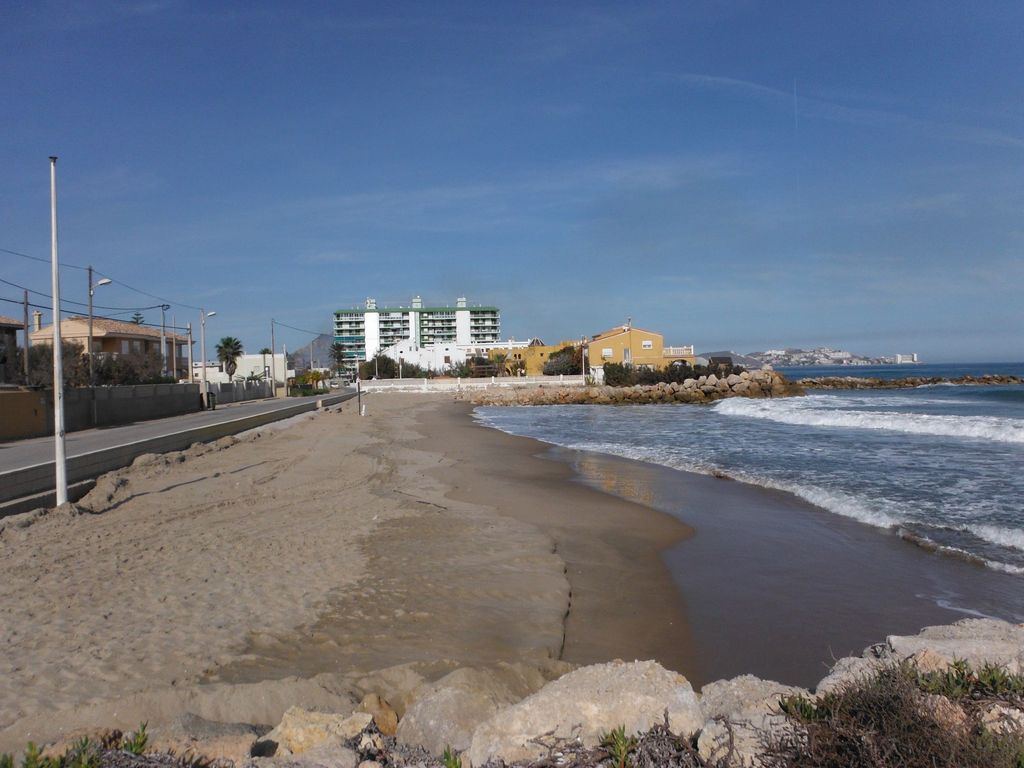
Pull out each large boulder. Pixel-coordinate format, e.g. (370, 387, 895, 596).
(466, 661, 703, 767)
(150, 713, 262, 764)
(876, 619, 1024, 673)
(355, 694, 398, 737)
(697, 675, 807, 767)
(397, 663, 567, 756)
(261, 707, 372, 756)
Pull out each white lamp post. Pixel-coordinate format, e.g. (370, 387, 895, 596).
(86, 268, 111, 384)
(50, 156, 68, 506)
(200, 309, 216, 408)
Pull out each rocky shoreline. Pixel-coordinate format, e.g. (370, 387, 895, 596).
(20, 618, 1023, 768)
(799, 373, 1022, 389)
(471, 370, 804, 406)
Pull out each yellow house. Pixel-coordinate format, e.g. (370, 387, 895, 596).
(488, 339, 583, 376)
(587, 325, 695, 371)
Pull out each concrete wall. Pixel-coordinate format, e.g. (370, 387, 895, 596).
(208, 380, 273, 405)
(359, 375, 587, 392)
(0, 389, 49, 440)
(0, 382, 264, 440)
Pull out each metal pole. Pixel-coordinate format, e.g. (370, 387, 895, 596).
(187, 322, 193, 383)
(270, 319, 277, 397)
(50, 156, 68, 506)
(22, 289, 29, 382)
(357, 378, 362, 415)
(87, 266, 95, 385)
(171, 315, 177, 380)
(283, 343, 287, 395)
(159, 304, 167, 376)
(200, 309, 208, 408)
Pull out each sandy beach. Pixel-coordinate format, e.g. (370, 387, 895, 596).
(0, 394, 692, 752)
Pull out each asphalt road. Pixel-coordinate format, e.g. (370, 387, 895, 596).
(0, 390, 356, 475)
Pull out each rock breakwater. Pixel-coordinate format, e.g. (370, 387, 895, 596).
(801, 373, 1022, 389)
(32, 618, 1012, 768)
(471, 370, 804, 406)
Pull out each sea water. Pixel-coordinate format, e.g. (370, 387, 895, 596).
(475, 364, 1024, 577)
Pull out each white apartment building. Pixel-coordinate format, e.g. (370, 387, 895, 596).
(334, 296, 500, 373)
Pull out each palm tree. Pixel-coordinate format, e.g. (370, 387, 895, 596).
(216, 336, 244, 378)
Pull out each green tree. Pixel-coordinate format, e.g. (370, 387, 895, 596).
(23, 341, 89, 387)
(215, 336, 244, 378)
(130, 312, 145, 325)
(543, 345, 586, 376)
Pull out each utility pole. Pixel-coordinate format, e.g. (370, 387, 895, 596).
(171, 315, 177, 380)
(270, 319, 277, 397)
(87, 266, 94, 384)
(159, 304, 169, 376)
(199, 309, 216, 408)
(283, 343, 288, 395)
(49, 156, 68, 506)
(187, 323, 194, 383)
(22, 289, 29, 382)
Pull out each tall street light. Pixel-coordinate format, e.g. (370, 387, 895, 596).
(200, 309, 216, 409)
(86, 267, 111, 384)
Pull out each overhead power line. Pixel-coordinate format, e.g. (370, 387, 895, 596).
(1, 246, 89, 271)
(273, 319, 328, 337)
(3, 245, 203, 311)
(0, 277, 165, 312)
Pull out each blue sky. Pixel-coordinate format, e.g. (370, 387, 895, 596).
(2, 1, 1022, 361)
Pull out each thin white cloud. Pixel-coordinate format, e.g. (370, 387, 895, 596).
(276, 154, 744, 233)
(672, 73, 1024, 150)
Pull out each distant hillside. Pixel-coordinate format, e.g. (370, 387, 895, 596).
(696, 350, 766, 369)
(289, 333, 334, 370)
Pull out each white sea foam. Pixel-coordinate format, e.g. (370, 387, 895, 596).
(713, 398, 1024, 443)
(966, 524, 1024, 553)
(547, 439, 904, 532)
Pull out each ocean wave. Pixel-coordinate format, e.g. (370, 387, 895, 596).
(473, 406, 1024, 577)
(713, 398, 1024, 443)
(966, 524, 1024, 553)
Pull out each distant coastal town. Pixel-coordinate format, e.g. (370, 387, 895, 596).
(747, 347, 921, 367)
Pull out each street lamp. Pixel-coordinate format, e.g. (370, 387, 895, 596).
(200, 309, 216, 409)
(86, 267, 112, 384)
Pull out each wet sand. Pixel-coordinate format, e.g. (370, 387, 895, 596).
(415, 402, 696, 674)
(555, 447, 1024, 688)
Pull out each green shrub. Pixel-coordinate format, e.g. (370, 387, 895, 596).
(120, 723, 148, 756)
(600, 725, 637, 768)
(764, 662, 1024, 768)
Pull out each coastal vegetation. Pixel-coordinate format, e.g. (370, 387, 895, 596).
(766, 661, 1024, 768)
(601, 361, 745, 387)
(542, 345, 587, 376)
(16, 342, 174, 387)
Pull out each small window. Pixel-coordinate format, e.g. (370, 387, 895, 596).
(642, 340, 653, 350)
(602, 347, 613, 358)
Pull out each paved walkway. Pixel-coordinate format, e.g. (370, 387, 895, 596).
(0, 391, 355, 474)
